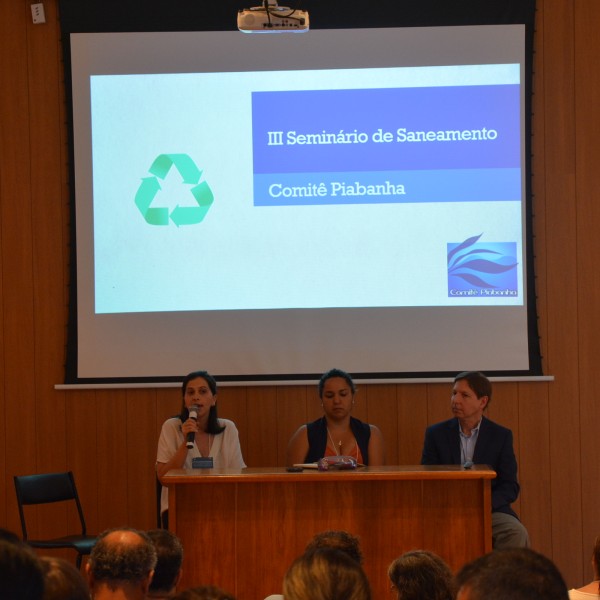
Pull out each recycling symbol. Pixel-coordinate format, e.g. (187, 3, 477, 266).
(135, 154, 214, 226)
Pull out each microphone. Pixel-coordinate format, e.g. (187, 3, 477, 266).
(186, 405, 199, 449)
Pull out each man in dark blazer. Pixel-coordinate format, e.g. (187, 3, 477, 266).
(421, 371, 529, 549)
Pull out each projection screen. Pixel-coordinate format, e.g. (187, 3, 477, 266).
(60, 0, 541, 383)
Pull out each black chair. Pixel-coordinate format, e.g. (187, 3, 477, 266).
(14, 471, 97, 568)
(156, 475, 163, 528)
(156, 476, 169, 529)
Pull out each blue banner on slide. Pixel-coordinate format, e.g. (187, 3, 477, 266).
(252, 85, 520, 175)
(252, 84, 521, 206)
(254, 168, 520, 206)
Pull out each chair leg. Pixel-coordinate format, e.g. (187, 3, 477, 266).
(76, 553, 82, 569)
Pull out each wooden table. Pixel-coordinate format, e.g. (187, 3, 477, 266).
(164, 465, 494, 599)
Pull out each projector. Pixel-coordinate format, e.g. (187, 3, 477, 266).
(238, 5, 309, 33)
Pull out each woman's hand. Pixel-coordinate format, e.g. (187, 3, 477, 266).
(181, 417, 199, 438)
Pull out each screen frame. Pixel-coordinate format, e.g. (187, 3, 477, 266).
(59, 0, 540, 385)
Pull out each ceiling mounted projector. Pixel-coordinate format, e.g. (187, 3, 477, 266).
(238, 3, 309, 33)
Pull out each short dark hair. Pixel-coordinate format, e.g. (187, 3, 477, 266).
(0, 539, 45, 600)
(455, 548, 569, 600)
(88, 528, 157, 588)
(454, 371, 492, 406)
(179, 370, 225, 435)
(40, 556, 89, 600)
(318, 368, 356, 398)
(388, 550, 455, 600)
(305, 530, 363, 565)
(147, 529, 183, 594)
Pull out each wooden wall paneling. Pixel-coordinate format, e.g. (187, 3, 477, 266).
(275, 385, 309, 466)
(517, 381, 552, 556)
(527, 1, 555, 562)
(396, 384, 428, 465)
(245, 385, 277, 466)
(66, 390, 100, 536)
(95, 390, 129, 528)
(20, 0, 70, 545)
(28, 0, 68, 390)
(574, 0, 600, 584)
(125, 389, 157, 529)
(363, 384, 397, 464)
(425, 382, 451, 426)
(1, 0, 38, 538)
(350, 381, 368, 424)
(306, 383, 323, 423)
(542, 0, 583, 586)
(217, 385, 248, 461)
(488, 383, 521, 514)
(0, 0, 13, 532)
(155, 387, 180, 440)
(531, 2, 549, 376)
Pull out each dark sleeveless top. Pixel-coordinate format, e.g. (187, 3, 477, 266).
(305, 416, 371, 464)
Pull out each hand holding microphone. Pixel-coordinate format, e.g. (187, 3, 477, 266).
(185, 404, 200, 449)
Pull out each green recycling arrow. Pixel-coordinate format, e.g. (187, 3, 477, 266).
(135, 154, 214, 226)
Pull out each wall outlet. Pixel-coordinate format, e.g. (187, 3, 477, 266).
(31, 3, 46, 24)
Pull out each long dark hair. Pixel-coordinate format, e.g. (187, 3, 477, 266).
(179, 370, 225, 435)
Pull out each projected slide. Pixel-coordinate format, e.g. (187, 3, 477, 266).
(91, 64, 523, 315)
(68, 22, 536, 379)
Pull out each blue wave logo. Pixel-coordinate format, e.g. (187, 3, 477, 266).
(447, 234, 519, 297)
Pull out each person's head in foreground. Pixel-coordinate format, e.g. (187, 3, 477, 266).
(283, 547, 371, 600)
(388, 549, 455, 600)
(147, 528, 184, 598)
(0, 539, 44, 600)
(86, 527, 157, 599)
(305, 530, 363, 565)
(39, 556, 90, 600)
(455, 547, 569, 600)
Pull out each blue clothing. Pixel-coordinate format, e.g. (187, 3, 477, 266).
(305, 417, 371, 464)
(421, 416, 520, 518)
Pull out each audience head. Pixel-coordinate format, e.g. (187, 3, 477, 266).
(454, 371, 492, 406)
(318, 368, 356, 399)
(0, 527, 24, 545)
(171, 586, 236, 600)
(147, 529, 184, 598)
(39, 556, 89, 600)
(86, 527, 157, 598)
(283, 547, 371, 600)
(0, 539, 45, 600)
(388, 550, 455, 600)
(305, 530, 363, 565)
(455, 547, 568, 600)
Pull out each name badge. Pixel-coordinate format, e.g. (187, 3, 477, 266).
(192, 457, 214, 469)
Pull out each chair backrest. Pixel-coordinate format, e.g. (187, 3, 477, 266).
(14, 471, 87, 540)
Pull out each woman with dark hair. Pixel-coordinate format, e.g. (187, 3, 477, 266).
(286, 368, 384, 466)
(156, 370, 246, 526)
